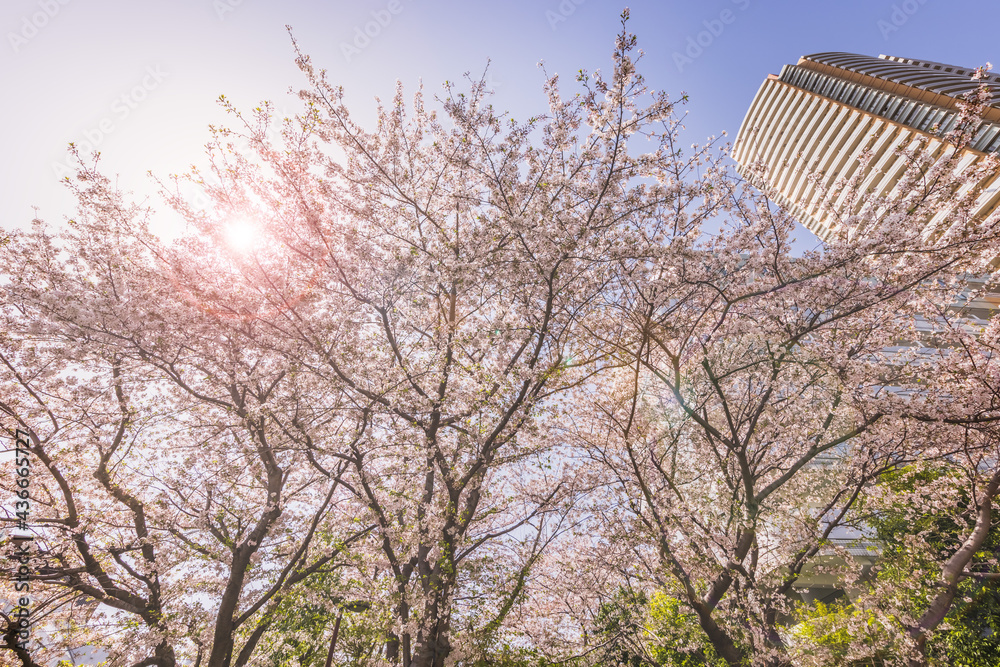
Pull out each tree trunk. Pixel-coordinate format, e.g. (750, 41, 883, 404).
(410, 622, 452, 667)
(2, 616, 44, 667)
(409, 566, 454, 667)
(906, 467, 1000, 664)
(205, 541, 265, 667)
(151, 639, 178, 667)
(691, 604, 745, 667)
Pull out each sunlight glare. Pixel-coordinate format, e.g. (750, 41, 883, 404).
(224, 218, 260, 252)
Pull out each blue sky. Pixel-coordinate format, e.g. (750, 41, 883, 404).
(3, 0, 998, 237)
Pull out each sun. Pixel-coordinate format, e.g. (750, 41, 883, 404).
(223, 218, 260, 252)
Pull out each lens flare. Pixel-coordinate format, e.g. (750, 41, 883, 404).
(224, 218, 259, 252)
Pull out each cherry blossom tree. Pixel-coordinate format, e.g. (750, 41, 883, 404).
(149, 12, 734, 666)
(814, 302, 1000, 666)
(3, 14, 1000, 667)
(573, 72, 1000, 667)
(0, 168, 375, 667)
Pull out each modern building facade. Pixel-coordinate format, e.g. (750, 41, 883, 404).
(732, 55, 1000, 605)
(732, 52, 1000, 242)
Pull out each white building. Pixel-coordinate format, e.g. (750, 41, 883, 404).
(732, 52, 1000, 243)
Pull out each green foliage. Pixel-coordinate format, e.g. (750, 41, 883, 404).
(590, 588, 724, 666)
(791, 600, 890, 666)
(593, 588, 649, 667)
(462, 646, 568, 667)
(847, 465, 1000, 666)
(258, 601, 331, 667)
(872, 466, 964, 555)
(942, 593, 1000, 667)
(251, 566, 387, 667)
(647, 592, 725, 666)
(792, 600, 852, 653)
(789, 464, 1000, 665)
(255, 596, 387, 667)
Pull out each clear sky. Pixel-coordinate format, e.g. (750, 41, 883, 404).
(3, 0, 999, 237)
